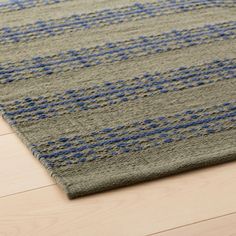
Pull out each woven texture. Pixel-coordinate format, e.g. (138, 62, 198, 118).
(0, 0, 236, 199)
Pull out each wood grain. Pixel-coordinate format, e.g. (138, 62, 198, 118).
(153, 213, 236, 236)
(0, 160, 236, 236)
(0, 133, 53, 197)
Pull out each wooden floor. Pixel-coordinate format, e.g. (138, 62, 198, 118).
(0, 115, 236, 236)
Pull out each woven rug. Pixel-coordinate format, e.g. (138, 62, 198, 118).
(0, 0, 236, 199)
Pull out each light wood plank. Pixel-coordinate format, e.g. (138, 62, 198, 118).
(0, 133, 53, 197)
(0, 116, 13, 136)
(0, 161, 236, 236)
(153, 213, 236, 236)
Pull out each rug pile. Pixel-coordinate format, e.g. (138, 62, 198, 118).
(0, 0, 235, 198)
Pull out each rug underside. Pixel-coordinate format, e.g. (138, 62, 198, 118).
(0, 0, 236, 199)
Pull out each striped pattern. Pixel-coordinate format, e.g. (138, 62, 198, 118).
(0, 0, 236, 199)
(1, 21, 235, 84)
(0, 0, 234, 44)
(1, 58, 236, 124)
(32, 101, 236, 167)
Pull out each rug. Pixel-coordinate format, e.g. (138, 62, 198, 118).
(0, 0, 235, 199)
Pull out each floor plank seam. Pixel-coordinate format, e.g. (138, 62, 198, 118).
(144, 211, 236, 236)
(0, 132, 14, 137)
(0, 184, 56, 199)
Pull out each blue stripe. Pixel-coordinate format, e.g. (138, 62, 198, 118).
(1, 21, 235, 84)
(31, 101, 235, 165)
(3, 60, 236, 118)
(1, 58, 235, 124)
(0, 0, 235, 43)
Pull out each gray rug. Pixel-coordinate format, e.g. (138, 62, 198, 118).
(0, 0, 236, 199)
